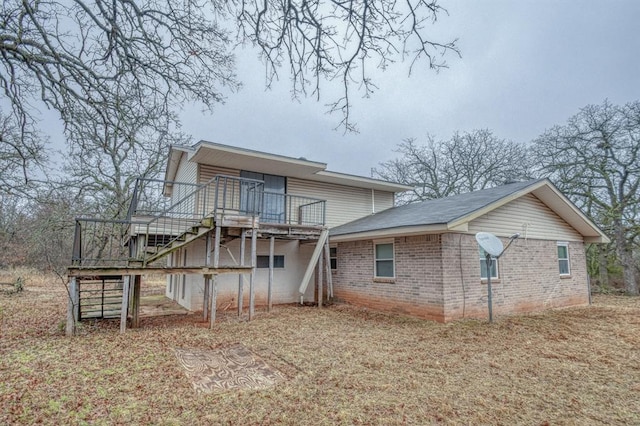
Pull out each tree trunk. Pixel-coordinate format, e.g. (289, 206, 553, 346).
(598, 244, 609, 288)
(615, 226, 638, 295)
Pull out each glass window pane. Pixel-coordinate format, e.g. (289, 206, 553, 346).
(480, 259, 498, 279)
(376, 260, 394, 277)
(257, 255, 284, 268)
(330, 247, 337, 270)
(376, 243, 393, 259)
(256, 255, 269, 268)
(263, 174, 285, 193)
(480, 260, 488, 279)
(559, 259, 570, 275)
(557, 245, 568, 259)
(479, 250, 498, 279)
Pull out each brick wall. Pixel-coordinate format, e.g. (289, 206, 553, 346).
(333, 233, 589, 322)
(441, 233, 589, 321)
(333, 236, 445, 321)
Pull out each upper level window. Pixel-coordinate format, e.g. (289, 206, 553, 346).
(479, 248, 499, 279)
(557, 242, 570, 275)
(256, 255, 285, 269)
(329, 247, 337, 270)
(375, 242, 394, 278)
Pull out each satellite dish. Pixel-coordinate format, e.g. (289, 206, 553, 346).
(475, 232, 503, 257)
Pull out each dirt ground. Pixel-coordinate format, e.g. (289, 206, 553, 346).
(1, 270, 639, 425)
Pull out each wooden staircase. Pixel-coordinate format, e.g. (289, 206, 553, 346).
(142, 217, 215, 265)
(67, 174, 328, 336)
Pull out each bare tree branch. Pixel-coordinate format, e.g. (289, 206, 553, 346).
(373, 130, 532, 204)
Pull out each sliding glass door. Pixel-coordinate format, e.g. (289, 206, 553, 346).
(240, 171, 286, 223)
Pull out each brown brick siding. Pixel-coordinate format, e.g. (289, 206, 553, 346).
(333, 233, 589, 322)
(333, 236, 445, 321)
(441, 233, 589, 321)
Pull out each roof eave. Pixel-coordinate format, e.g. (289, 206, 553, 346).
(447, 179, 549, 230)
(585, 235, 611, 244)
(163, 145, 193, 184)
(329, 224, 449, 242)
(447, 179, 610, 243)
(313, 170, 414, 192)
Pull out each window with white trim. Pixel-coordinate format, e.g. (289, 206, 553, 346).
(256, 255, 285, 268)
(557, 242, 570, 275)
(329, 247, 337, 270)
(479, 247, 499, 279)
(375, 242, 394, 278)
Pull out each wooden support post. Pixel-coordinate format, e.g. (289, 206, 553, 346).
(324, 240, 333, 299)
(203, 232, 212, 320)
(317, 249, 323, 308)
(131, 275, 141, 328)
(268, 236, 275, 312)
(249, 229, 257, 321)
(66, 277, 78, 336)
(238, 229, 246, 316)
(120, 276, 131, 334)
(203, 278, 210, 321)
(213, 225, 221, 268)
(207, 274, 217, 328)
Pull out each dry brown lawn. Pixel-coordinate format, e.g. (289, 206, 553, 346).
(1, 269, 639, 425)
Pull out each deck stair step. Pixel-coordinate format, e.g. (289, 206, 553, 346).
(143, 220, 215, 264)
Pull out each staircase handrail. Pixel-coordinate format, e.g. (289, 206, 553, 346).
(127, 178, 203, 220)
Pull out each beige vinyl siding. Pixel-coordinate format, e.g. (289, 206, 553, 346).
(198, 164, 240, 212)
(174, 154, 197, 185)
(373, 190, 394, 212)
(199, 164, 240, 183)
(171, 154, 198, 208)
(468, 193, 583, 241)
(288, 178, 395, 228)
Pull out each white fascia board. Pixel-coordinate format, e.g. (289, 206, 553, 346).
(192, 140, 327, 177)
(329, 224, 448, 242)
(313, 170, 414, 192)
(531, 183, 611, 243)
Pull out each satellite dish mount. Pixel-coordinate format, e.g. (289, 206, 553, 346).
(475, 232, 520, 323)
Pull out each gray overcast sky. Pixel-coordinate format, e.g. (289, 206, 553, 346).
(179, 0, 640, 177)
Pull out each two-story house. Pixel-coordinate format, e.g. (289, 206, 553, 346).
(66, 140, 609, 334)
(161, 141, 411, 313)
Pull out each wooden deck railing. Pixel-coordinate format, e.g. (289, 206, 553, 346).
(71, 175, 327, 268)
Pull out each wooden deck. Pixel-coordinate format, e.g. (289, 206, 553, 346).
(67, 265, 253, 277)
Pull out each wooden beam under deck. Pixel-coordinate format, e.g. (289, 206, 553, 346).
(67, 266, 253, 277)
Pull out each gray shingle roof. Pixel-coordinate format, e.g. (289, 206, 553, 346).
(330, 179, 545, 236)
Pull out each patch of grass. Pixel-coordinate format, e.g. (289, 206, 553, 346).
(1, 271, 639, 424)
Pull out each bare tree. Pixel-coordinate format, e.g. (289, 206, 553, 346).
(0, 188, 87, 271)
(0, 110, 47, 195)
(63, 89, 187, 220)
(374, 130, 532, 204)
(532, 100, 640, 295)
(235, 0, 459, 131)
(0, 0, 237, 132)
(0, 0, 458, 169)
